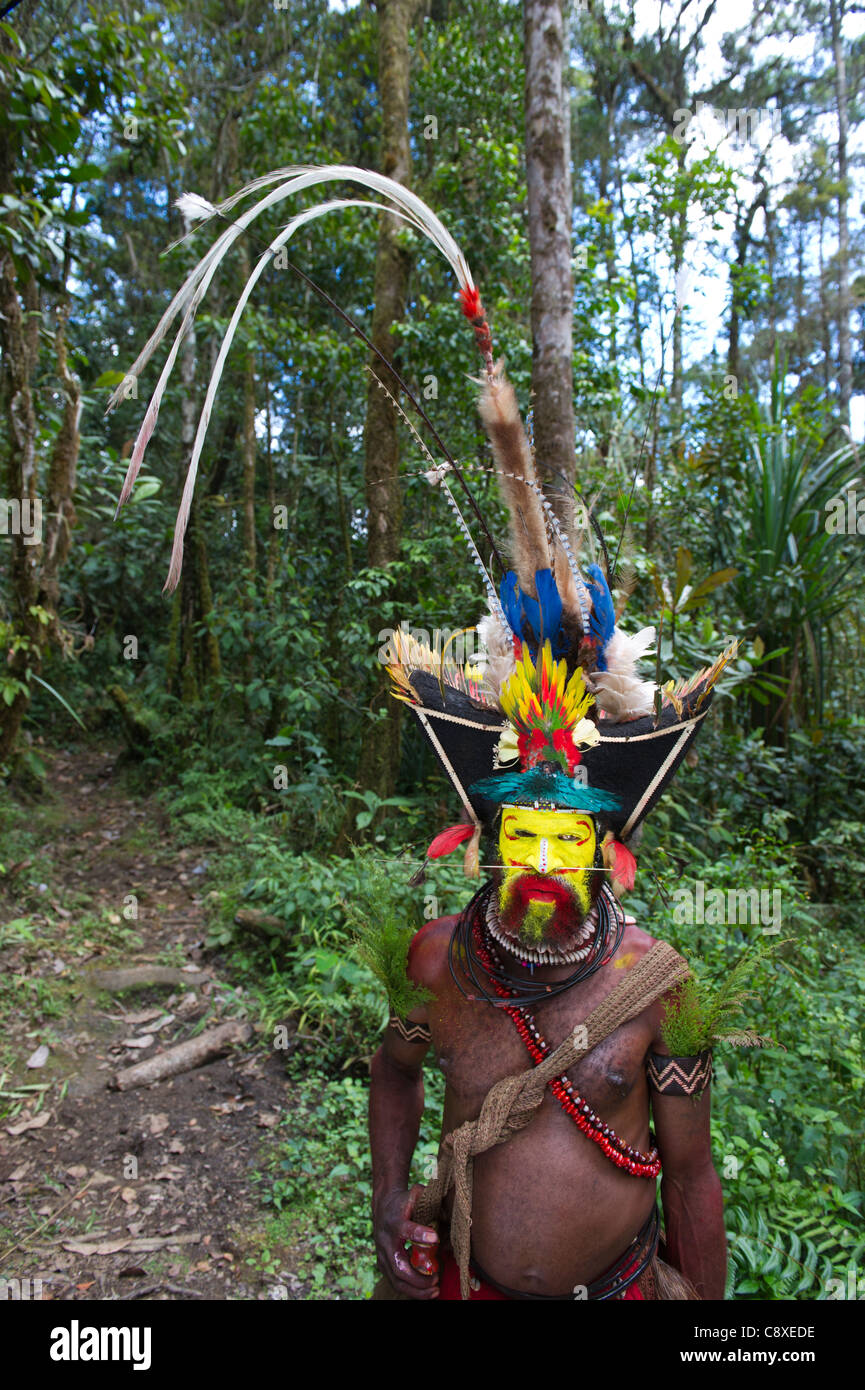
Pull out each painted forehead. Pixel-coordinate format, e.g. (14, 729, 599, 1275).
(499, 805, 597, 832)
(500, 804, 596, 822)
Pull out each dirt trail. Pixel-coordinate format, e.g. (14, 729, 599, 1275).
(0, 746, 297, 1301)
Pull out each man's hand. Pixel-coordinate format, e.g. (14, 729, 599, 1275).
(374, 1186, 440, 1299)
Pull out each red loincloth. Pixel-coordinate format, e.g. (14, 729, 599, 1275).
(437, 1245, 646, 1301)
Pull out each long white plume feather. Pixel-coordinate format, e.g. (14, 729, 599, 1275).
(110, 165, 476, 416)
(164, 199, 395, 589)
(111, 165, 480, 588)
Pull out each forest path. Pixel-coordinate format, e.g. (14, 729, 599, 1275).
(0, 745, 303, 1302)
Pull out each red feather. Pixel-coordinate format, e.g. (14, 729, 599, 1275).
(459, 285, 482, 319)
(608, 840, 637, 893)
(427, 823, 476, 859)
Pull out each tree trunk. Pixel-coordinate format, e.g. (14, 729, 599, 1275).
(42, 257, 81, 632)
(265, 373, 278, 596)
(765, 200, 776, 378)
(242, 354, 257, 572)
(818, 216, 831, 392)
(830, 0, 852, 426)
(239, 240, 257, 699)
(353, 0, 419, 805)
(596, 85, 619, 372)
(524, 0, 576, 536)
(795, 222, 805, 376)
(0, 258, 40, 763)
(0, 114, 79, 766)
(615, 148, 645, 389)
(728, 182, 768, 383)
(670, 144, 687, 434)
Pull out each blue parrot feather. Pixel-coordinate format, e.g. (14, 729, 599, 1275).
(586, 563, 616, 672)
(497, 568, 568, 657)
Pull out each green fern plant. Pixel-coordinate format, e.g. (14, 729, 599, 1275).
(724, 1204, 858, 1299)
(661, 939, 784, 1056)
(770, 1206, 865, 1270)
(344, 860, 432, 1019)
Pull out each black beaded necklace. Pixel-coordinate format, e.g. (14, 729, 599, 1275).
(448, 878, 625, 1007)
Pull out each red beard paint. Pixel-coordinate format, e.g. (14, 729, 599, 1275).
(498, 872, 587, 947)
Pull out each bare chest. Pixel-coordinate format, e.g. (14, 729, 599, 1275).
(427, 980, 654, 1122)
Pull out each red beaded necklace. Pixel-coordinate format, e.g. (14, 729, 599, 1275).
(472, 918, 661, 1180)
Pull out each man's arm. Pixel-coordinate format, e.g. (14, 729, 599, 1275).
(651, 1056, 727, 1300)
(369, 1013, 440, 1298)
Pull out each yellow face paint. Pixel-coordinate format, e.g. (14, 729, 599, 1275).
(498, 805, 598, 924)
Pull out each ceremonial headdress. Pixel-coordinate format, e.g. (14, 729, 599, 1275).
(109, 165, 735, 880)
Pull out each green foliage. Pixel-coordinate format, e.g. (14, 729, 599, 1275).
(345, 860, 431, 1018)
(704, 367, 861, 728)
(725, 1203, 864, 1300)
(252, 1061, 445, 1299)
(251, 1070, 377, 1299)
(172, 799, 431, 1062)
(660, 940, 781, 1055)
(635, 828, 864, 1298)
(0, 3, 185, 273)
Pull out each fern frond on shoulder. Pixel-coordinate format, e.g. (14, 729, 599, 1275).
(661, 938, 786, 1056)
(343, 861, 432, 1018)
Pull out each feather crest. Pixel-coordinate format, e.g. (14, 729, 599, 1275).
(586, 562, 616, 668)
(469, 766, 621, 813)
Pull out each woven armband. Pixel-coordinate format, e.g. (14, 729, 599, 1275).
(646, 1049, 713, 1097)
(388, 1016, 432, 1046)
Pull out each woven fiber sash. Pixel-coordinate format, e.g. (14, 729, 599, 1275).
(412, 940, 690, 1300)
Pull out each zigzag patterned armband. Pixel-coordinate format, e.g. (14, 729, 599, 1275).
(388, 1016, 432, 1046)
(646, 1049, 713, 1097)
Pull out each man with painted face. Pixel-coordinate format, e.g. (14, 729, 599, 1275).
(110, 156, 731, 1301)
(370, 642, 728, 1302)
(494, 805, 603, 961)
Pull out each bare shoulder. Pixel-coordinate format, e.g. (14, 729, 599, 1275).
(610, 919, 689, 1049)
(407, 915, 459, 993)
(610, 918, 659, 969)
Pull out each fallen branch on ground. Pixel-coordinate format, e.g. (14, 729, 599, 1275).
(233, 907, 288, 937)
(119, 1282, 205, 1300)
(110, 1021, 252, 1091)
(90, 966, 210, 992)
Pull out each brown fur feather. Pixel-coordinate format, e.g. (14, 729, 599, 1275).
(550, 540, 583, 628)
(478, 369, 549, 595)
